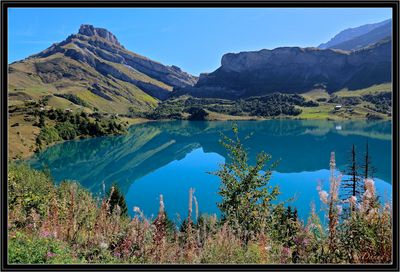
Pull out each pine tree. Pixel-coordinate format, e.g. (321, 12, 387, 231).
(212, 124, 280, 243)
(38, 113, 45, 128)
(360, 140, 376, 182)
(106, 183, 128, 217)
(341, 144, 362, 201)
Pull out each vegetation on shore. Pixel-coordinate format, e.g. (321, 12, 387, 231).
(34, 108, 126, 151)
(8, 100, 129, 159)
(8, 126, 392, 264)
(123, 84, 392, 122)
(7, 83, 392, 161)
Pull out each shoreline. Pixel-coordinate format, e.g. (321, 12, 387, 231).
(10, 115, 392, 161)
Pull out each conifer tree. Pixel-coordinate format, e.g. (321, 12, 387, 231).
(360, 140, 376, 182)
(212, 124, 280, 243)
(106, 183, 128, 217)
(341, 144, 362, 201)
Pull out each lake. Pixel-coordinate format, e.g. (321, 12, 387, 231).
(29, 120, 392, 223)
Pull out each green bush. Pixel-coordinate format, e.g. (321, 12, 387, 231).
(55, 121, 77, 140)
(37, 126, 60, 146)
(8, 163, 55, 220)
(200, 236, 246, 263)
(187, 107, 209, 120)
(8, 232, 75, 264)
(212, 124, 280, 242)
(34, 109, 127, 149)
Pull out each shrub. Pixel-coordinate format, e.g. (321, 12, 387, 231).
(211, 124, 280, 242)
(187, 107, 209, 120)
(54, 93, 89, 107)
(8, 163, 55, 222)
(55, 121, 77, 140)
(36, 126, 60, 146)
(8, 232, 76, 264)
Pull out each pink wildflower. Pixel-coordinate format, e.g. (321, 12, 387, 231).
(46, 252, 56, 258)
(336, 205, 343, 215)
(349, 196, 357, 206)
(319, 190, 329, 204)
(40, 230, 52, 238)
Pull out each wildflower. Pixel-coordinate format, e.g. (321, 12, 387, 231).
(349, 196, 357, 206)
(159, 195, 165, 214)
(133, 206, 141, 213)
(265, 245, 272, 251)
(363, 189, 373, 200)
(282, 246, 291, 256)
(280, 246, 291, 263)
(40, 230, 52, 238)
(368, 208, 377, 216)
(336, 205, 343, 215)
(319, 190, 329, 204)
(99, 242, 108, 249)
(384, 203, 391, 212)
(364, 178, 375, 192)
(114, 252, 121, 258)
(46, 252, 56, 258)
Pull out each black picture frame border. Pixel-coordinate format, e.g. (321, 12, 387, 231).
(1, 1, 399, 271)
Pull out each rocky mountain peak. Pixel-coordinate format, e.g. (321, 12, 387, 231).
(78, 24, 122, 47)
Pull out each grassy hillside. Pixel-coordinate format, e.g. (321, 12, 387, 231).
(334, 83, 392, 97)
(8, 100, 136, 160)
(8, 25, 197, 117)
(8, 54, 159, 115)
(297, 83, 392, 120)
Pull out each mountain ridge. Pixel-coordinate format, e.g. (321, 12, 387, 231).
(9, 21, 392, 111)
(318, 19, 391, 49)
(178, 38, 391, 99)
(9, 24, 197, 114)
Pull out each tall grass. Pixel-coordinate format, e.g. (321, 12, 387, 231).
(7, 160, 392, 264)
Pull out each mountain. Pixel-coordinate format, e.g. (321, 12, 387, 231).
(8, 24, 197, 114)
(327, 20, 392, 51)
(177, 37, 391, 99)
(318, 19, 391, 50)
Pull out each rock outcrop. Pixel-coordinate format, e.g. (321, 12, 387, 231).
(179, 38, 391, 99)
(78, 24, 122, 47)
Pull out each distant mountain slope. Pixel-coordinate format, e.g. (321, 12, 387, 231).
(8, 24, 197, 114)
(178, 39, 391, 99)
(318, 19, 391, 50)
(329, 21, 392, 51)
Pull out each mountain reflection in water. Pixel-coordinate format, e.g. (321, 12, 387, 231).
(29, 120, 392, 220)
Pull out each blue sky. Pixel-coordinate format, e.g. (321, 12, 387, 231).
(8, 8, 391, 75)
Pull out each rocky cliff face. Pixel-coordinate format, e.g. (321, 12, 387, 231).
(9, 25, 197, 113)
(78, 24, 122, 47)
(180, 39, 391, 99)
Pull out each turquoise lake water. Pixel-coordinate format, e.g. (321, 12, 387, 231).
(29, 120, 392, 222)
